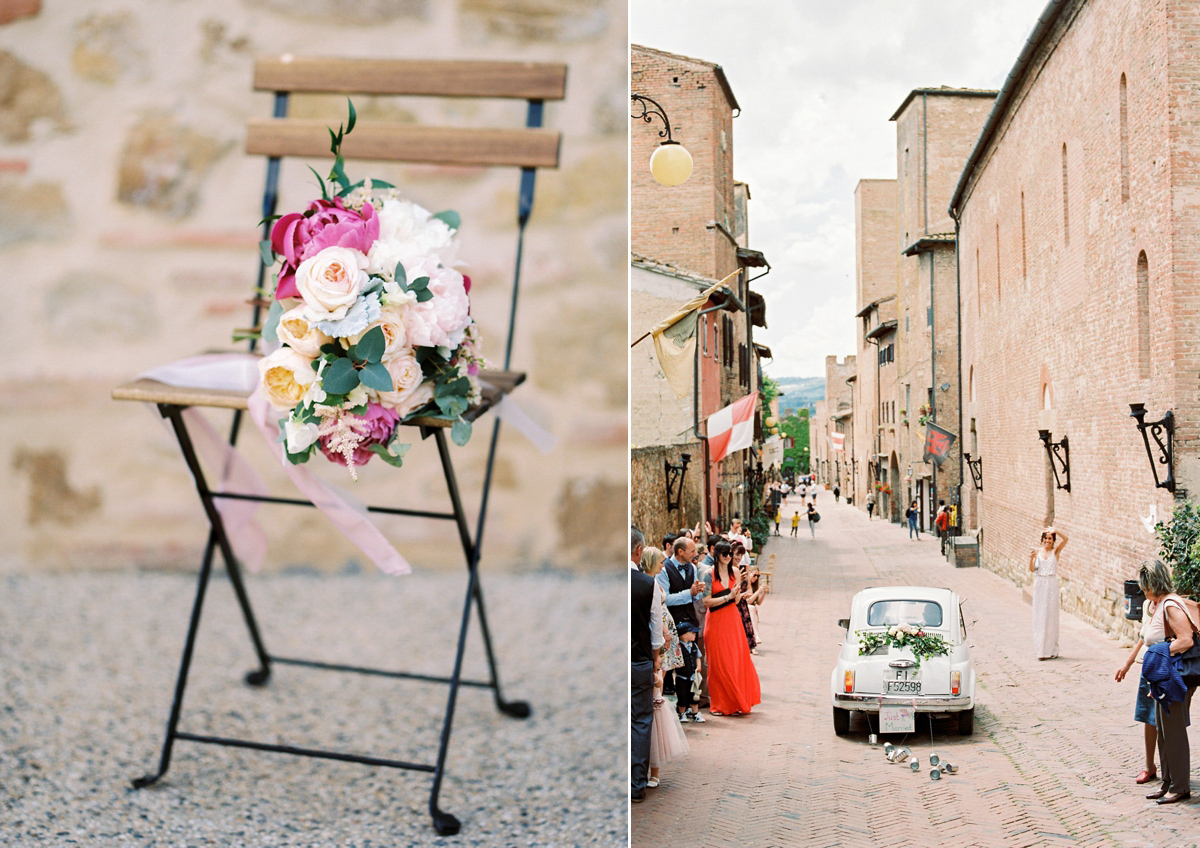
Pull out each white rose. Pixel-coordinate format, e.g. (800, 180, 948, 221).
(295, 246, 369, 322)
(277, 306, 332, 358)
(366, 198, 457, 279)
(284, 417, 320, 453)
(258, 347, 317, 411)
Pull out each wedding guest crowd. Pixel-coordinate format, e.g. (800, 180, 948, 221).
(631, 516, 769, 799)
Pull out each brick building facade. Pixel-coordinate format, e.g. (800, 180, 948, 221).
(950, 0, 1200, 635)
(891, 90, 993, 529)
(632, 44, 770, 533)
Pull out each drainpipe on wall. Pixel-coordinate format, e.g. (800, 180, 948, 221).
(951, 206, 964, 534)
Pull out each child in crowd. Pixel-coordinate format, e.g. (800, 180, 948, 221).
(674, 622, 705, 724)
(648, 665, 689, 788)
(791, 510, 801, 537)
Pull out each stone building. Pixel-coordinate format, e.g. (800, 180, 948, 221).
(949, 0, 1200, 635)
(812, 355, 855, 496)
(631, 44, 770, 539)
(852, 180, 898, 519)
(2, 0, 629, 573)
(891, 89, 993, 529)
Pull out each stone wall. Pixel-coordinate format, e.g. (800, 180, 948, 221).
(957, 0, 1185, 640)
(631, 442, 703, 552)
(0, 0, 628, 574)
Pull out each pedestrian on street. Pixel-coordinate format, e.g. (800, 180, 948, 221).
(905, 501, 920, 539)
(790, 510, 800, 537)
(833, 484, 840, 502)
(630, 526, 663, 803)
(1029, 527, 1068, 660)
(806, 502, 818, 539)
(703, 540, 761, 716)
(935, 503, 950, 555)
(1135, 559, 1198, 805)
(774, 507, 781, 536)
(866, 493, 875, 520)
(1115, 562, 1163, 786)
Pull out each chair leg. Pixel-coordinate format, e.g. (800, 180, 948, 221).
(426, 562, 477, 836)
(132, 528, 219, 789)
(222, 550, 272, 686)
(433, 427, 529, 718)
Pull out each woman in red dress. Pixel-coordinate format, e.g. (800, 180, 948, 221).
(704, 540, 761, 716)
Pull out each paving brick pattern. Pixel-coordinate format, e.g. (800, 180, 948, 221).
(633, 499, 1199, 847)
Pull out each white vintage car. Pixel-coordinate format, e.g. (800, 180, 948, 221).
(830, 586, 975, 736)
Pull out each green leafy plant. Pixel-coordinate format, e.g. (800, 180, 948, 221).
(1155, 501, 1200, 597)
(857, 625, 951, 669)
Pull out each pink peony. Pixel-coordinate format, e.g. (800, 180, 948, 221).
(399, 258, 472, 349)
(318, 402, 400, 467)
(271, 199, 380, 300)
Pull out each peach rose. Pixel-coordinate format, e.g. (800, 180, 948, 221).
(277, 306, 333, 358)
(258, 347, 316, 411)
(295, 246, 369, 322)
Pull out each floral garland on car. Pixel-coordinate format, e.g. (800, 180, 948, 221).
(255, 102, 483, 479)
(857, 623, 951, 669)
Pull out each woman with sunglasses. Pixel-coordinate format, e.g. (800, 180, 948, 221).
(703, 540, 761, 716)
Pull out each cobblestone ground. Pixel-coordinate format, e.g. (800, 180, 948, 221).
(633, 497, 1199, 848)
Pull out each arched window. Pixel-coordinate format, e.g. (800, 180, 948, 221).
(1137, 251, 1150, 378)
(1042, 383, 1053, 411)
(969, 365, 975, 403)
(1120, 74, 1131, 202)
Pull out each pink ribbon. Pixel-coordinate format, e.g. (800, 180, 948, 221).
(140, 354, 410, 576)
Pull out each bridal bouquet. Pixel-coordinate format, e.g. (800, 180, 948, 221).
(255, 104, 484, 478)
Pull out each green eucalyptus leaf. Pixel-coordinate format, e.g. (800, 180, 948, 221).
(263, 298, 284, 344)
(433, 210, 460, 231)
(307, 165, 330, 201)
(358, 361, 393, 392)
(451, 417, 472, 446)
(357, 326, 386, 363)
(346, 99, 357, 134)
(320, 343, 342, 356)
(259, 239, 275, 267)
(416, 288, 434, 303)
(322, 358, 361, 394)
(368, 440, 410, 468)
(409, 276, 430, 291)
(394, 261, 407, 288)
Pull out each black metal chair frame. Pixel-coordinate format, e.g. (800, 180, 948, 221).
(128, 85, 549, 838)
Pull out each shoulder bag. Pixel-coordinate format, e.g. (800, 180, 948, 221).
(1162, 596, 1200, 683)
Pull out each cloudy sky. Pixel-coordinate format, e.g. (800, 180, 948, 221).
(631, 0, 1050, 378)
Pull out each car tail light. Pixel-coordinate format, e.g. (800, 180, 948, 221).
(951, 671, 961, 696)
(844, 670, 854, 693)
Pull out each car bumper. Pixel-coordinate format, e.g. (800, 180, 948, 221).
(833, 693, 973, 711)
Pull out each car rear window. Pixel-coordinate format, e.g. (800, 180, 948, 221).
(867, 600, 943, 628)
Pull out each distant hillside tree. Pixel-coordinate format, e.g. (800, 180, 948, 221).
(780, 410, 810, 476)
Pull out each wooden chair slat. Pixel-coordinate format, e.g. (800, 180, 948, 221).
(112, 370, 526, 427)
(253, 57, 567, 100)
(245, 119, 561, 168)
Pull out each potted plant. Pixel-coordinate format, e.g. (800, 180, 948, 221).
(1156, 502, 1200, 597)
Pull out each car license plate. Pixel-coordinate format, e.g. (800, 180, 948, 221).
(880, 706, 915, 733)
(885, 680, 921, 695)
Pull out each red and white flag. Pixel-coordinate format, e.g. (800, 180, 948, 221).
(830, 432, 845, 453)
(706, 392, 758, 464)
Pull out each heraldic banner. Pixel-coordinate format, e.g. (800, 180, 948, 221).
(923, 421, 957, 467)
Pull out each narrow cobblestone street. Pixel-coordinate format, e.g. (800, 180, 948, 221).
(633, 497, 1200, 847)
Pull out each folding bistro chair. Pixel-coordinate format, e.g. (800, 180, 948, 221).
(112, 57, 566, 836)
